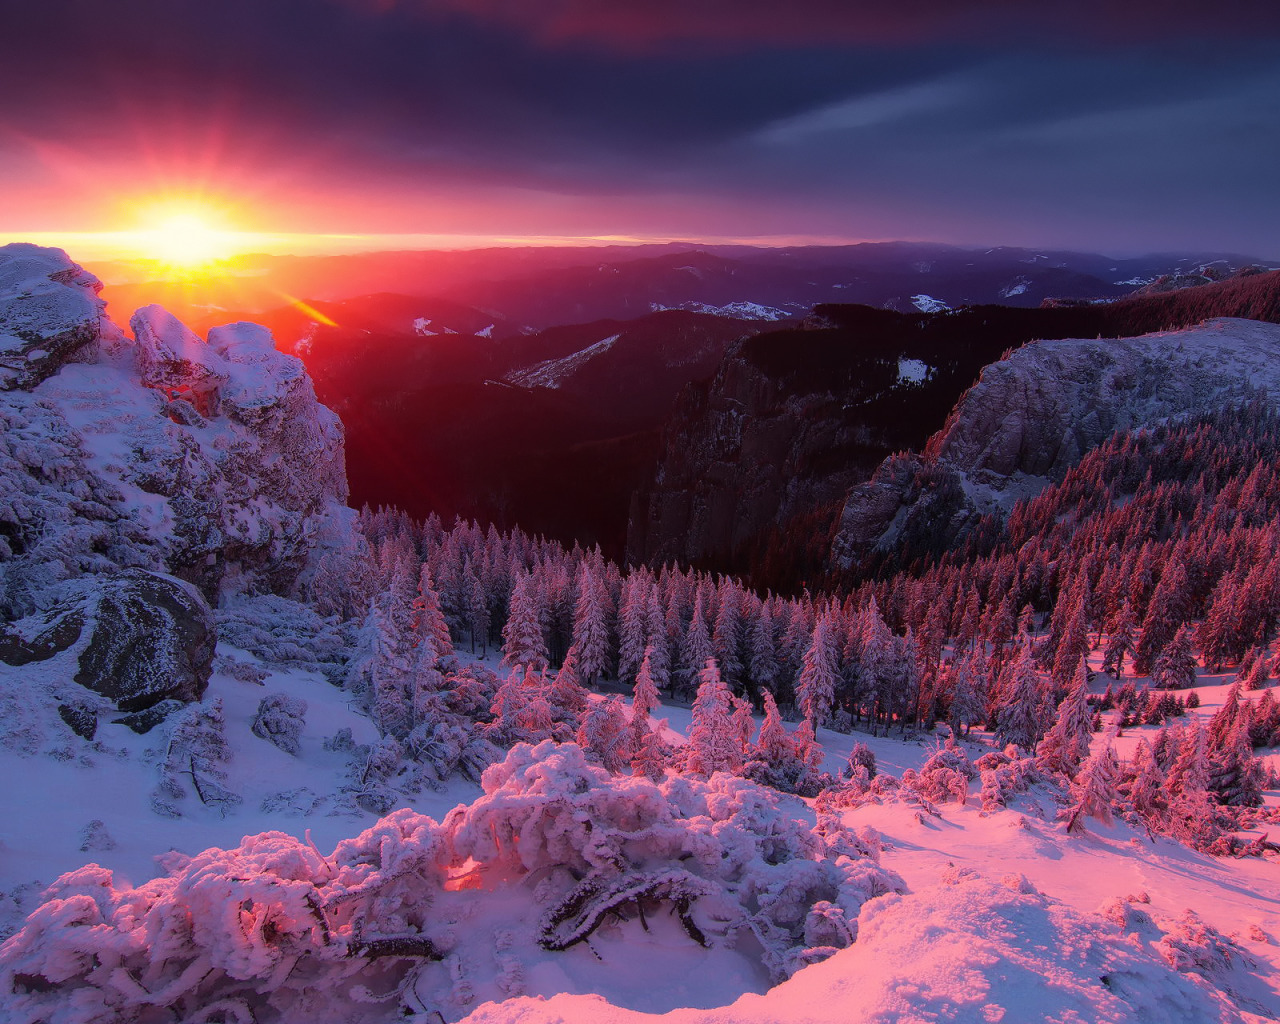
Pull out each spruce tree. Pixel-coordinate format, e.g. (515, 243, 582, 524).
(797, 614, 840, 726)
(995, 642, 1047, 752)
(685, 659, 742, 775)
(1036, 663, 1093, 777)
(1066, 740, 1118, 832)
(572, 564, 611, 685)
(502, 571, 549, 671)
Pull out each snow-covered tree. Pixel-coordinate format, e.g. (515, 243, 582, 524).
(684, 659, 742, 775)
(153, 698, 241, 816)
(1066, 740, 1118, 832)
(576, 696, 631, 774)
(1101, 599, 1137, 679)
(796, 614, 840, 726)
(1151, 624, 1197, 690)
(1036, 666, 1093, 777)
(572, 563, 611, 685)
(995, 643, 1047, 752)
(502, 571, 548, 671)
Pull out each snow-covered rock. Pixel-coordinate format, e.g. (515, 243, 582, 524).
(0, 244, 350, 613)
(0, 569, 216, 715)
(833, 318, 1280, 564)
(0, 243, 104, 392)
(910, 294, 949, 313)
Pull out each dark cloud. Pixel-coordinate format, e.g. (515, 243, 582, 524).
(1, 0, 1277, 254)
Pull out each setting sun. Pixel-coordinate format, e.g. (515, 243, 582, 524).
(141, 212, 236, 267)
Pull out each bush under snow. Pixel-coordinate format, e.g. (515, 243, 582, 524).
(0, 741, 903, 1022)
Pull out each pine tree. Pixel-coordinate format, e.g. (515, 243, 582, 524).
(616, 575, 649, 686)
(572, 564, 611, 685)
(754, 688, 796, 763)
(1125, 738, 1166, 818)
(155, 698, 242, 815)
(413, 563, 456, 669)
(577, 696, 631, 773)
(627, 645, 662, 756)
(1134, 560, 1190, 675)
(502, 571, 548, 671)
(995, 642, 1047, 752)
(684, 659, 742, 775)
(712, 582, 744, 689)
(547, 646, 589, 725)
(748, 602, 779, 695)
(1151, 624, 1197, 690)
(796, 614, 840, 726)
(1066, 740, 1118, 832)
(947, 648, 987, 737)
(1050, 579, 1090, 690)
(631, 718, 670, 781)
(642, 581, 672, 694)
(1208, 716, 1265, 807)
(1036, 664, 1093, 777)
(679, 592, 715, 696)
(1101, 600, 1137, 679)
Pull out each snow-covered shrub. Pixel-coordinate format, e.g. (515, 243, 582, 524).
(213, 653, 269, 685)
(445, 740, 903, 982)
(216, 594, 352, 681)
(975, 744, 1042, 814)
(251, 692, 307, 755)
(902, 734, 977, 805)
(1156, 910, 1243, 977)
(2, 742, 905, 1021)
(0, 811, 447, 1024)
(150, 698, 241, 817)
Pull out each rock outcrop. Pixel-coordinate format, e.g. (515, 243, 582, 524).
(0, 244, 351, 616)
(832, 317, 1280, 567)
(0, 243, 104, 392)
(624, 306, 1030, 584)
(0, 569, 215, 714)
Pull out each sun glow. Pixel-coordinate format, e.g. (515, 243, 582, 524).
(139, 212, 238, 267)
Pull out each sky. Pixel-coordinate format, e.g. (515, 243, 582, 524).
(1, 0, 1279, 257)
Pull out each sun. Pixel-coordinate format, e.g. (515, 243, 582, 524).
(140, 212, 238, 268)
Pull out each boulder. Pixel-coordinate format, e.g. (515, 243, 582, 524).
(1, 570, 216, 712)
(0, 244, 104, 391)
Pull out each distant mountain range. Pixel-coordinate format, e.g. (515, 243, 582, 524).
(85, 243, 1280, 570)
(91, 241, 1276, 335)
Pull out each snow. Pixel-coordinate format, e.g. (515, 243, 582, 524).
(998, 278, 1030, 298)
(896, 357, 931, 385)
(478, 324, 495, 339)
(910, 294, 949, 313)
(506, 334, 622, 389)
(650, 301, 794, 321)
(413, 317, 459, 336)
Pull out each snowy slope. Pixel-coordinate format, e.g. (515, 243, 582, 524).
(506, 334, 622, 389)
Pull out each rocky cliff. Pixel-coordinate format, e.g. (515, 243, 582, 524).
(623, 304, 1110, 587)
(831, 317, 1280, 568)
(0, 243, 352, 618)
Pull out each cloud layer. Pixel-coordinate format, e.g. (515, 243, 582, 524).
(3, 0, 1277, 254)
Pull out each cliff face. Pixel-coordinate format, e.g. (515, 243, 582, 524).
(0, 244, 351, 618)
(831, 317, 1280, 567)
(624, 307, 1026, 583)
